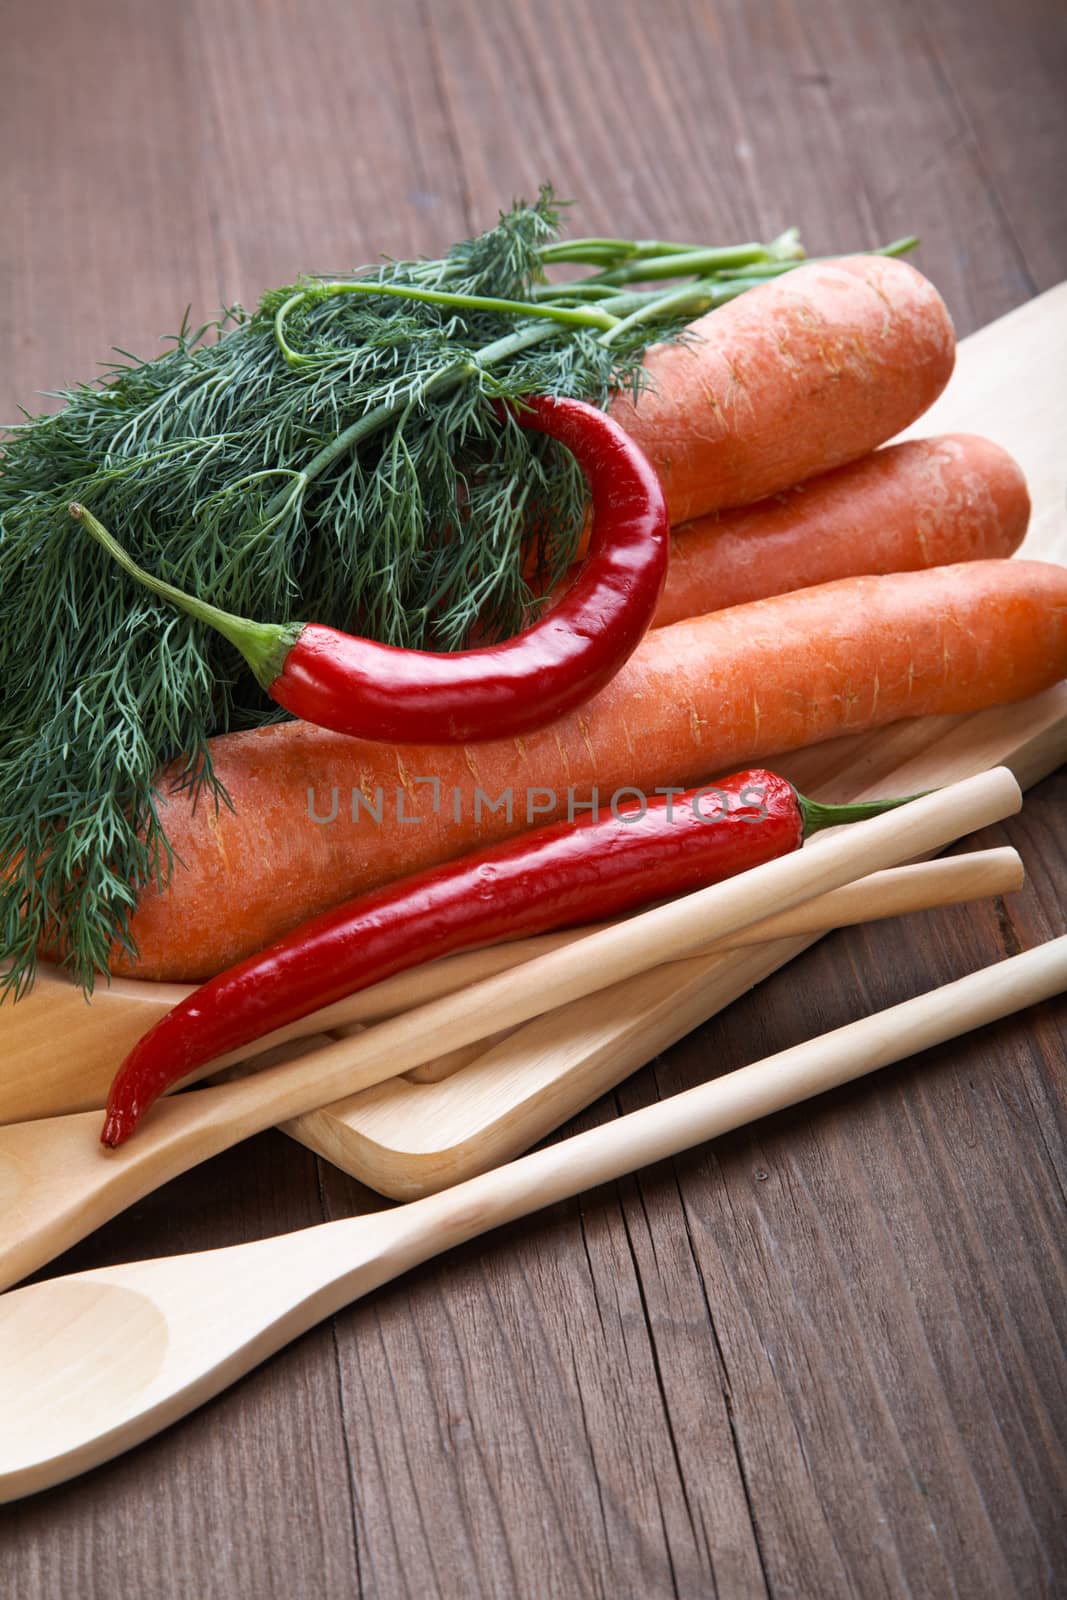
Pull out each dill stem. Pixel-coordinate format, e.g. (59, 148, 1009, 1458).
(711, 237, 920, 281)
(536, 237, 723, 266)
(537, 236, 645, 262)
(593, 243, 771, 284)
(598, 281, 720, 346)
(274, 286, 687, 509)
(274, 277, 619, 365)
(529, 281, 630, 302)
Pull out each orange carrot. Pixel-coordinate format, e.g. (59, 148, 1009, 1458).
(548, 434, 1028, 622)
(651, 434, 1029, 626)
(609, 255, 956, 523)
(116, 559, 1067, 981)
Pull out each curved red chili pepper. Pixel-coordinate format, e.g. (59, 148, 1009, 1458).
(99, 771, 916, 1145)
(72, 395, 669, 745)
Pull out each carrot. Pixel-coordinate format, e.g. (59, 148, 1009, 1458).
(548, 433, 1028, 621)
(609, 254, 956, 524)
(651, 434, 1029, 626)
(116, 558, 1067, 981)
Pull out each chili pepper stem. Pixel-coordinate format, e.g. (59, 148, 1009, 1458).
(797, 790, 929, 836)
(69, 503, 299, 690)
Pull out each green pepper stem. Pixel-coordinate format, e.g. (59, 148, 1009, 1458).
(797, 789, 930, 837)
(69, 503, 298, 689)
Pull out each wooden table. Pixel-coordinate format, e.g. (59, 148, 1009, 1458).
(2, 2, 1065, 1593)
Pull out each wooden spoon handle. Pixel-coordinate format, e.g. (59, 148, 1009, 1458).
(395, 934, 1067, 1259)
(401, 846, 1023, 1083)
(206, 767, 1024, 1132)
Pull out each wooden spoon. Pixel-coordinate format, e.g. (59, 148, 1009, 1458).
(0, 767, 1021, 1290)
(293, 848, 1026, 1196)
(399, 846, 1024, 1082)
(1, 932, 1064, 1505)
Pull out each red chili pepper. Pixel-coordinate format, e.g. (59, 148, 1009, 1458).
(70, 395, 669, 745)
(100, 771, 916, 1145)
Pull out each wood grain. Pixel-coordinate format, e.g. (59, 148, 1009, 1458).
(1, 0, 1065, 1595)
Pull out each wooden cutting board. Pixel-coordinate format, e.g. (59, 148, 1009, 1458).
(3, 284, 1065, 1185)
(285, 281, 1067, 1196)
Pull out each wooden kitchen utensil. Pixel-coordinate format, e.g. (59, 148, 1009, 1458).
(400, 847, 1022, 1084)
(2, 932, 1064, 1505)
(0, 767, 1022, 1290)
(0, 846, 1023, 1123)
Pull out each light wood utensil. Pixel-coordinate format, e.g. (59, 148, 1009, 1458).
(293, 848, 1027, 1195)
(0, 846, 1023, 1123)
(2, 932, 1064, 1506)
(0, 767, 1021, 1290)
(401, 846, 1021, 1083)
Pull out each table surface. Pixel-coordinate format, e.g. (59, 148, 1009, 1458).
(2, 2, 1065, 1595)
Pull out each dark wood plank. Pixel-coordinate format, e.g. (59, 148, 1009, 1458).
(918, 0, 1067, 296)
(317, 1127, 771, 1597)
(639, 808, 1067, 1597)
(705, 0, 1038, 333)
(1, 0, 1065, 1595)
(423, 0, 1060, 334)
(0, 0, 471, 414)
